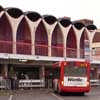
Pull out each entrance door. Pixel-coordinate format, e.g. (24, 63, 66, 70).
(45, 68, 53, 88)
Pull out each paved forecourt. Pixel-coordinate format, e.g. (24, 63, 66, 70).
(0, 87, 100, 100)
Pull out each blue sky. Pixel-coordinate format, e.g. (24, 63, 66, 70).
(1, 0, 100, 28)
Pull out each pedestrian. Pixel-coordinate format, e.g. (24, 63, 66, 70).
(13, 74, 18, 90)
(10, 76, 14, 90)
(0, 74, 3, 90)
(21, 73, 25, 79)
(0, 74, 3, 80)
(25, 74, 29, 80)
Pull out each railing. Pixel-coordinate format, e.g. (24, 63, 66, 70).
(19, 79, 45, 88)
(35, 44, 48, 56)
(0, 79, 11, 90)
(90, 79, 100, 86)
(0, 79, 45, 90)
(66, 48, 77, 58)
(0, 40, 13, 53)
(16, 42, 31, 55)
(0, 40, 92, 59)
(51, 46, 63, 57)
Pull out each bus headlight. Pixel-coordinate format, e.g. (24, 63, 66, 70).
(61, 81, 64, 85)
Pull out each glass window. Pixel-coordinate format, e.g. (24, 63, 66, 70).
(64, 66, 86, 77)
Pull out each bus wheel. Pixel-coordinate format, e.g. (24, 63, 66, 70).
(53, 86, 57, 93)
(57, 85, 62, 95)
(80, 92, 85, 96)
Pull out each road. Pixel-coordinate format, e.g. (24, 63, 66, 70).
(0, 87, 100, 100)
(54, 87, 100, 100)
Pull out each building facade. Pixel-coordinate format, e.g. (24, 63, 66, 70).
(91, 29, 100, 80)
(0, 5, 99, 87)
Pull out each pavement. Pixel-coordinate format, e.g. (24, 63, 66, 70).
(0, 86, 100, 100)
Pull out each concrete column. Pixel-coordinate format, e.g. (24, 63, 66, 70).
(72, 26, 85, 58)
(25, 16, 41, 55)
(58, 24, 72, 57)
(48, 34, 51, 56)
(89, 30, 96, 61)
(43, 20, 57, 57)
(2, 64, 8, 78)
(5, 12, 24, 54)
(63, 36, 66, 57)
(0, 11, 4, 18)
(40, 66, 45, 87)
(77, 42, 80, 58)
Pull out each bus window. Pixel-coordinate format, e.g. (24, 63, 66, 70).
(64, 65, 86, 77)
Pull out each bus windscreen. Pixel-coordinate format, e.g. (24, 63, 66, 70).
(64, 66, 86, 77)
